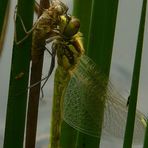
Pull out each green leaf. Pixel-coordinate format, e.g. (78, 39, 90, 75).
(123, 0, 147, 147)
(143, 119, 148, 148)
(3, 0, 35, 147)
(73, 0, 93, 49)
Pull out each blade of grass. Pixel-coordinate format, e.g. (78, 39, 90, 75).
(87, 0, 119, 75)
(123, 0, 147, 147)
(143, 119, 148, 148)
(73, 0, 93, 49)
(78, 0, 119, 147)
(25, 1, 49, 148)
(3, 0, 35, 147)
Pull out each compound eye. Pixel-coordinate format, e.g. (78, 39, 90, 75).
(64, 17, 80, 37)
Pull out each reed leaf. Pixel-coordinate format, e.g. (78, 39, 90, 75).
(3, 0, 35, 147)
(123, 0, 147, 147)
(143, 119, 148, 148)
(73, 0, 93, 49)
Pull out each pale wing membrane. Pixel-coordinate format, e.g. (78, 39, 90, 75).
(63, 55, 146, 144)
(103, 86, 145, 143)
(63, 55, 107, 137)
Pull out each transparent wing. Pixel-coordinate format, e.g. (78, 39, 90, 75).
(102, 87, 146, 143)
(63, 55, 146, 144)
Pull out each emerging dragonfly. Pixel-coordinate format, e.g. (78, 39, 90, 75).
(49, 15, 84, 148)
(15, 0, 147, 147)
(47, 3, 147, 148)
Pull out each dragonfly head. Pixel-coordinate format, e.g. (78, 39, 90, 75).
(59, 15, 80, 38)
(64, 17, 80, 37)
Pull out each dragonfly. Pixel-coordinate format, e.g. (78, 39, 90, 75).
(47, 5, 147, 148)
(14, 0, 147, 147)
(49, 15, 84, 148)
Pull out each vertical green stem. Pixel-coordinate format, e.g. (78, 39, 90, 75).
(3, 0, 35, 147)
(123, 0, 147, 147)
(143, 119, 148, 148)
(88, 0, 119, 75)
(79, 0, 119, 147)
(73, 0, 93, 49)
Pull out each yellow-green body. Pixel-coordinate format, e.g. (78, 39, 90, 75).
(50, 32, 84, 148)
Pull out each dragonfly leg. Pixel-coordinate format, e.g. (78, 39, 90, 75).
(14, 5, 38, 45)
(34, 1, 46, 14)
(40, 45, 56, 98)
(27, 45, 56, 99)
(45, 46, 52, 56)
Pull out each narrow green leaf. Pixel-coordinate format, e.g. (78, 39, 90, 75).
(143, 119, 148, 148)
(88, 0, 119, 76)
(60, 121, 78, 148)
(73, 0, 93, 49)
(3, 0, 35, 147)
(123, 0, 147, 147)
(79, 0, 119, 147)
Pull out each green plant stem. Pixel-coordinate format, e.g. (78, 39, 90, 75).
(88, 0, 119, 75)
(73, 0, 93, 50)
(123, 0, 147, 147)
(143, 119, 148, 148)
(3, 0, 35, 147)
(78, 0, 119, 147)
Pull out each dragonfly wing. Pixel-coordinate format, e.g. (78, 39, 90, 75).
(103, 87, 146, 143)
(63, 55, 107, 137)
(63, 55, 146, 144)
